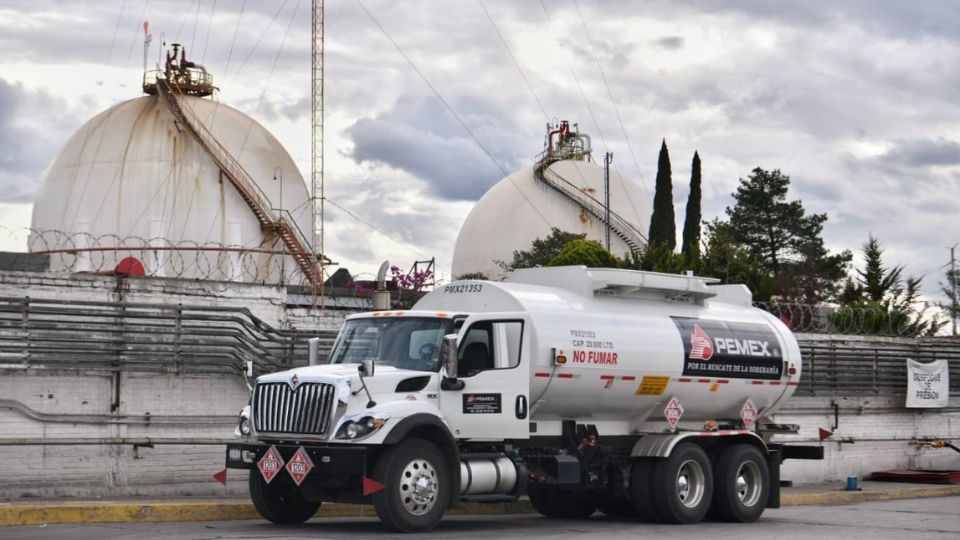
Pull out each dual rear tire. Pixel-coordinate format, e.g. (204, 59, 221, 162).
(630, 442, 769, 524)
(632, 443, 713, 523)
(709, 444, 769, 522)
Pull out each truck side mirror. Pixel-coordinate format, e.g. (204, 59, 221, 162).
(360, 359, 375, 377)
(308, 337, 321, 366)
(440, 334, 464, 391)
(440, 334, 459, 379)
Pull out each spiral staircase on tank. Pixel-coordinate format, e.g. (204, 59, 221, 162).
(533, 122, 647, 253)
(155, 78, 322, 286)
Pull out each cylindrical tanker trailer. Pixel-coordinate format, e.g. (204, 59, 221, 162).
(224, 266, 822, 532)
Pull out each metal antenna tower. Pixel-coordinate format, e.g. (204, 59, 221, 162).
(312, 0, 325, 306)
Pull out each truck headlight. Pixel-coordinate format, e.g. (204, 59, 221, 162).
(335, 414, 389, 440)
(234, 405, 252, 438)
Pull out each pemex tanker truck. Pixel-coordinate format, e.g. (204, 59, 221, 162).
(224, 266, 822, 532)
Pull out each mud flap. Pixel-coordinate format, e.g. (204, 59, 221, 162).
(766, 449, 781, 509)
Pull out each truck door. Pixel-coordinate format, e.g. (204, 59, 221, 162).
(439, 317, 530, 440)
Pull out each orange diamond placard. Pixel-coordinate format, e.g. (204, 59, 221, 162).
(285, 447, 315, 486)
(257, 445, 285, 484)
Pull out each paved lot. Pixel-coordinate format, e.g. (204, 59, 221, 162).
(3, 496, 958, 540)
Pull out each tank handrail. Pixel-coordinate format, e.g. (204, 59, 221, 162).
(161, 82, 313, 254)
(533, 157, 647, 252)
(154, 78, 321, 284)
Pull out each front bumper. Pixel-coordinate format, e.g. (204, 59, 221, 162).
(226, 442, 370, 504)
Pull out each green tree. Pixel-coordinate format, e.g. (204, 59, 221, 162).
(833, 238, 942, 336)
(647, 139, 676, 251)
(725, 167, 850, 302)
(548, 239, 620, 268)
(854, 235, 903, 302)
(681, 151, 702, 260)
(699, 219, 776, 301)
(635, 242, 688, 274)
(499, 228, 585, 271)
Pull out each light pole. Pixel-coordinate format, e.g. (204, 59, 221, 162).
(951, 243, 958, 336)
(273, 166, 283, 215)
(273, 166, 284, 283)
(604, 152, 613, 251)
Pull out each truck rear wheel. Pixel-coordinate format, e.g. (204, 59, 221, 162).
(649, 443, 713, 523)
(248, 471, 320, 524)
(372, 439, 450, 533)
(629, 458, 662, 521)
(709, 444, 769, 522)
(527, 486, 597, 518)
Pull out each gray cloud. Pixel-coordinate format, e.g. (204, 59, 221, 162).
(653, 36, 685, 50)
(0, 79, 77, 202)
(880, 138, 960, 167)
(345, 95, 533, 201)
(5, 0, 960, 302)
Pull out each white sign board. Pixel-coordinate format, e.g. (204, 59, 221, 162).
(906, 359, 949, 408)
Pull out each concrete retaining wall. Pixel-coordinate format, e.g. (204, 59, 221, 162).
(0, 371, 250, 499)
(775, 396, 960, 483)
(0, 271, 361, 500)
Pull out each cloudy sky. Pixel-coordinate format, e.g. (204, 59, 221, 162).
(0, 0, 958, 306)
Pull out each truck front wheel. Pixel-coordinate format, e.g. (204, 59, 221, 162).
(372, 438, 450, 532)
(248, 471, 321, 524)
(649, 443, 713, 523)
(709, 444, 769, 522)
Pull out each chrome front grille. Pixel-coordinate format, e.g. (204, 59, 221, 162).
(253, 382, 336, 435)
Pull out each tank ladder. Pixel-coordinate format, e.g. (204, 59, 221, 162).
(155, 78, 322, 286)
(533, 156, 647, 253)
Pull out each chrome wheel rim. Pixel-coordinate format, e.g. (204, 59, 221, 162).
(399, 458, 439, 515)
(676, 459, 706, 509)
(736, 460, 762, 507)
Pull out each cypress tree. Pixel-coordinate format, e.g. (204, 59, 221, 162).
(647, 139, 676, 250)
(681, 151, 702, 259)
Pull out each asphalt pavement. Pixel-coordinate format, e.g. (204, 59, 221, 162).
(2, 496, 959, 540)
(1, 479, 959, 531)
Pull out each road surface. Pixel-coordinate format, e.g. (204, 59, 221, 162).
(3, 496, 958, 539)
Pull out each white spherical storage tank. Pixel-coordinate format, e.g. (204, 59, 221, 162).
(29, 91, 312, 284)
(452, 153, 652, 280)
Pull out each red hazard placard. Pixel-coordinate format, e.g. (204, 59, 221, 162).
(285, 447, 315, 486)
(257, 445, 284, 484)
(740, 399, 758, 428)
(664, 397, 684, 429)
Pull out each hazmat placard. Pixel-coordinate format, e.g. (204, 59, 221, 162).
(906, 359, 949, 408)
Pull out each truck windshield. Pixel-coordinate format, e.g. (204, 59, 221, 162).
(328, 317, 453, 372)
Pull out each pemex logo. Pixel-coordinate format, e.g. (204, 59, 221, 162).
(689, 325, 714, 361)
